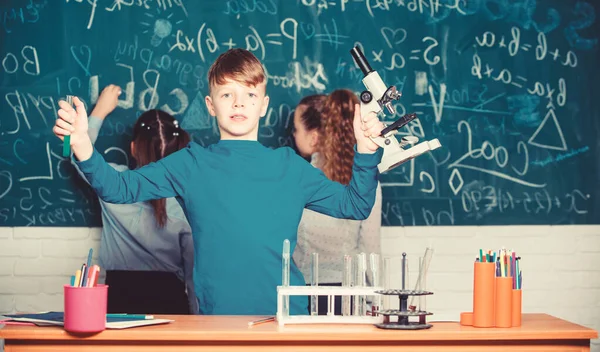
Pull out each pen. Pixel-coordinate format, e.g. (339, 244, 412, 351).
(248, 316, 275, 326)
(78, 264, 87, 287)
(106, 314, 154, 320)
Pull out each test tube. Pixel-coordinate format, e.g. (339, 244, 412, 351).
(369, 253, 381, 315)
(354, 253, 366, 316)
(282, 239, 290, 316)
(418, 256, 427, 324)
(342, 255, 352, 316)
(63, 95, 74, 157)
(399, 253, 409, 324)
(401, 252, 408, 290)
(327, 291, 334, 316)
(382, 257, 392, 309)
(310, 252, 319, 316)
(409, 247, 433, 310)
(418, 256, 423, 309)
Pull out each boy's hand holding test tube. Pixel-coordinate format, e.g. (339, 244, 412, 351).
(54, 97, 94, 162)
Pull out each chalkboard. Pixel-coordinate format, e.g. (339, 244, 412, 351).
(1, 0, 598, 226)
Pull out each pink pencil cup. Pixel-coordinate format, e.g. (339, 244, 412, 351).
(63, 284, 108, 333)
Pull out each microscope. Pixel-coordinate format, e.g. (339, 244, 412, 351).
(350, 46, 441, 173)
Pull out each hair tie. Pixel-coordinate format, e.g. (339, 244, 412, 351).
(173, 132, 179, 136)
(173, 120, 180, 128)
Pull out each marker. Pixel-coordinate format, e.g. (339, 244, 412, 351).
(86, 265, 99, 287)
(519, 271, 523, 289)
(78, 264, 87, 287)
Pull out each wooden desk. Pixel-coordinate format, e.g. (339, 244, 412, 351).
(0, 313, 596, 351)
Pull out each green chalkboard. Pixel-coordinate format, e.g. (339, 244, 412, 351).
(1, 0, 598, 226)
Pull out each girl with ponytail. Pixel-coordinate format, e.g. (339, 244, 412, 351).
(131, 110, 190, 228)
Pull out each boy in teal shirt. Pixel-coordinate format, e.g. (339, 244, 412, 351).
(53, 49, 384, 315)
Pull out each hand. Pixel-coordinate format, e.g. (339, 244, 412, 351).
(54, 97, 93, 161)
(90, 84, 121, 119)
(353, 104, 385, 154)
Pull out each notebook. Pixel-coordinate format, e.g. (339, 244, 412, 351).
(1, 312, 173, 329)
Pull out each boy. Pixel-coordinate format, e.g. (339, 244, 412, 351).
(53, 48, 384, 315)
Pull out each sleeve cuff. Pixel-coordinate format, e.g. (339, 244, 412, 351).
(75, 147, 101, 172)
(353, 145, 383, 168)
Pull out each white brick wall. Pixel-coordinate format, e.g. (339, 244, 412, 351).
(0, 225, 598, 351)
(0, 227, 101, 315)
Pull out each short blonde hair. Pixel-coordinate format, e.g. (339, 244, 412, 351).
(208, 49, 266, 91)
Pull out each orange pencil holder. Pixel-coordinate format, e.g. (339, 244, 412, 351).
(460, 312, 473, 326)
(494, 276, 512, 328)
(472, 262, 495, 328)
(512, 289, 522, 327)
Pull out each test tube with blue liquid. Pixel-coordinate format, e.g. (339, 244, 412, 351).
(62, 95, 74, 157)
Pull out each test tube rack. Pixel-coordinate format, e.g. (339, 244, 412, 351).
(276, 285, 385, 326)
(374, 288, 434, 330)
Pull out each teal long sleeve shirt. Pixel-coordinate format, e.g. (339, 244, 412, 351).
(76, 139, 382, 315)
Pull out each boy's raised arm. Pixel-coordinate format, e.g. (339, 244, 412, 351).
(300, 147, 382, 220)
(70, 117, 111, 187)
(71, 85, 122, 183)
(55, 95, 190, 204)
(55, 97, 94, 162)
(75, 147, 191, 204)
(301, 103, 384, 220)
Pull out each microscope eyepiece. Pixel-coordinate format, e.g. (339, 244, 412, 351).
(350, 46, 373, 76)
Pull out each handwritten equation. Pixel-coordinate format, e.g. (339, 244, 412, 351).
(0, 0, 598, 226)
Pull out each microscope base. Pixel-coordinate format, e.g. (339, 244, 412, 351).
(378, 138, 441, 174)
